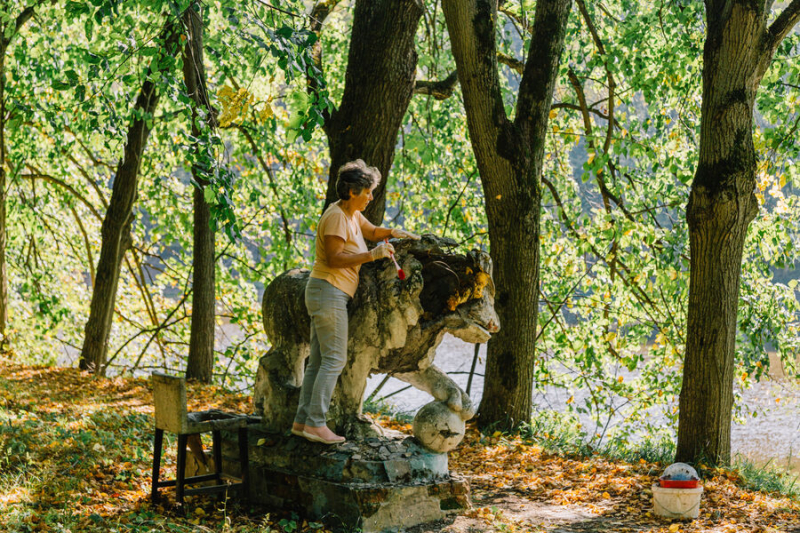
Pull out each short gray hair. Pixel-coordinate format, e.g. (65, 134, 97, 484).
(335, 159, 381, 201)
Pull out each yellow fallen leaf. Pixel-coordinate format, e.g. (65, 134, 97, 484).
(669, 524, 680, 532)
(257, 438, 266, 446)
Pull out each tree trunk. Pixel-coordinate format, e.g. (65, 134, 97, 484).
(322, 0, 423, 226)
(442, 0, 572, 429)
(677, 2, 761, 465)
(183, 3, 216, 383)
(676, 0, 800, 464)
(480, 210, 540, 426)
(79, 18, 182, 373)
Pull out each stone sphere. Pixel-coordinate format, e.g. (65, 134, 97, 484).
(412, 401, 466, 453)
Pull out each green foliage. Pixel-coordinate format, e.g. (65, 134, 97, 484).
(2, 0, 799, 459)
(732, 458, 800, 498)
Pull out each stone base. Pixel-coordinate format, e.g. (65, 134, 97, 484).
(221, 428, 471, 532)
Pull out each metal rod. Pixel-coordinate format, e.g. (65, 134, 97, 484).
(466, 343, 480, 395)
(365, 374, 392, 404)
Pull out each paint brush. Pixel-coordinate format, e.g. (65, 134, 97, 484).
(385, 239, 406, 280)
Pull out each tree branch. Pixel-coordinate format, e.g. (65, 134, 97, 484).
(232, 124, 293, 245)
(308, 0, 341, 125)
(576, 0, 616, 154)
(414, 50, 527, 98)
(515, 0, 573, 134)
(69, 205, 95, 288)
(541, 176, 673, 336)
(497, 52, 524, 75)
(413, 70, 459, 99)
(551, 102, 614, 123)
(766, 0, 800, 55)
(309, 0, 340, 31)
(253, 0, 304, 19)
(12, 4, 40, 42)
(21, 171, 103, 222)
(499, 5, 532, 34)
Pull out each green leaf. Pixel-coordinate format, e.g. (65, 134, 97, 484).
(203, 187, 217, 205)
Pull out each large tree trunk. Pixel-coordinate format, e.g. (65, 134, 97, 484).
(183, 3, 216, 383)
(676, 0, 800, 464)
(79, 18, 182, 373)
(321, 0, 423, 226)
(442, 0, 572, 429)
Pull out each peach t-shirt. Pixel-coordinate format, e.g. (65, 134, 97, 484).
(310, 202, 369, 297)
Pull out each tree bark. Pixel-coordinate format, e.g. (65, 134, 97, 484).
(79, 17, 182, 373)
(183, 3, 216, 383)
(442, 0, 572, 429)
(321, 0, 423, 225)
(677, 0, 800, 465)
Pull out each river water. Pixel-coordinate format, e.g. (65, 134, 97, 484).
(365, 334, 800, 476)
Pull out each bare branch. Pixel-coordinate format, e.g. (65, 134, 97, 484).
(498, 6, 532, 34)
(233, 124, 293, 245)
(309, 0, 341, 31)
(497, 52, 524, 75)
(576, 0, 616, 154)
(551, 102, 615, 123)
(69, 205, 95, 288)
(541, 175, 672, 336)
(253, 0, 303, 19)
(443, 170, 476, 237)
(766, 0, 800, 55)
(12, 5, 39, 41)
(21, 170, 103, 223)
(414, 70, 459, 99)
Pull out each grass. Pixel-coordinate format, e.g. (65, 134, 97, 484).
(361, 395, 415, 425)
(733, 457, 800, 498)
(515, 410, 675, 464)
(512, 409, 800, 499)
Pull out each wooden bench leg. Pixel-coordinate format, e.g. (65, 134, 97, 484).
(177, 433, 187, 505)
(151, 429, 164, 503)
(238, 427, 249, 500)
(212, 430, 222, 483)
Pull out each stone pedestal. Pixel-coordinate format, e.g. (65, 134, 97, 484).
(221, 427, 471, 532)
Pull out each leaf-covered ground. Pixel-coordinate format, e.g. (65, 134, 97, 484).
(1, 358, 798, 533)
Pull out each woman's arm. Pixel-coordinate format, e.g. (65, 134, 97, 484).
(324, 236, 373, 268)
(324, 236, 394, 268)
(360, 218, 393, 242)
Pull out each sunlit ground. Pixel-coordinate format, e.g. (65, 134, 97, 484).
(2, 357, 798, 533)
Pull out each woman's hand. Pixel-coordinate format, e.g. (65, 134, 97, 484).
(391, 228, 420, 240)
(370, 242, 395, 261)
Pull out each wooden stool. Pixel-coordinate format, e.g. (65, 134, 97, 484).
(150, 372, 250, 504)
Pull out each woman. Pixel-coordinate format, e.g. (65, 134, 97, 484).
(293, 160, 419, 444)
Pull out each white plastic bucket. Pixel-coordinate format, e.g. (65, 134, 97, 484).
(652, 483, 704, 519)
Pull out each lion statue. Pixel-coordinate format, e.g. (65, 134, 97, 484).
(253, 235, 499, 448)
